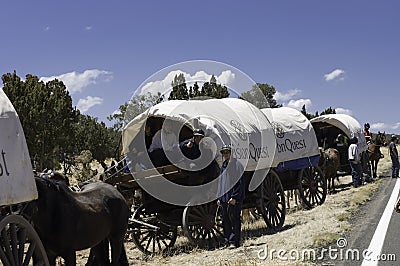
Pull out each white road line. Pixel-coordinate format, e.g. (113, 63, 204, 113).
(361, 178, 400, 266)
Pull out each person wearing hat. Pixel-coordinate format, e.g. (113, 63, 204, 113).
(217, 144, 245, 249)
(389, 135, 399, 178)
(148, 122, 178, 167)
(179, 128, 205, 160)
(348, 136, 362, 187)
(363, 123, 372, 143)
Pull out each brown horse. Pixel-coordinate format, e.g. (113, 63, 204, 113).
(367, 131, 386, 178)
(318, 148, 340, 193)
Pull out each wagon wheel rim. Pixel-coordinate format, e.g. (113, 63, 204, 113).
(130, 204, 177, 255)
(298, 166, 327, 209)
(258, 170, 286, 230)
(0, 214, 49, 266)
(182, 202, 224, 249)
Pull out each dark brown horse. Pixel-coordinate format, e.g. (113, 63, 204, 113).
(25, 177, 130, 266)
(367, 131, 386, 178)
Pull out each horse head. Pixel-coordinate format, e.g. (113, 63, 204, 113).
(375, 131, 387, 146)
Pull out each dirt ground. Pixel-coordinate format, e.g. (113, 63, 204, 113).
(64, 147, 392, 266)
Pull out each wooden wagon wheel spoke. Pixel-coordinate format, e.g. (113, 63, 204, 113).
(152, 234, 156, 254)
(144, 233, 153, 252)
(156, 236, 162, 252)
(1, 228, 13, 265)
(10, 223, 18, 264)
(315, 189, 324, 202)
(258, 170, 286, 230)
(298, 166, 327, 209)
(17, 227, 27, 264)
(131, 205, 177, 255)
(0, 214, 49, 266)
(24, 241, 37, 266)
(138, 231, 153, 245)
(273, 213, 280, 228)
(183, 202, 223, 249)
(159, 237, 169, 248)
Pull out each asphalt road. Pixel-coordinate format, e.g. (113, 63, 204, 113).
(322, 176, 400, 266)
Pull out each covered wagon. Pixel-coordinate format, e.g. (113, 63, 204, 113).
(0, 89, 49, 265)
(261, 107, 326, 209)
(310, 114, 370, 175)
(107, 98, 280, 254)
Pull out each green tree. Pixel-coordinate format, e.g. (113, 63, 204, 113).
(300, 104, 317, 120)
(301, 105, 336, 120)
(320, 107, 336, 115)
(240, 83, 282, 108)
(74, 114, 120, 162)
(108, 91, 162, 131)
(168, 73, 188, 100)
(2, 72, 78, 170)
(169, 74, 229, 100)
(198, 75, 229, 99)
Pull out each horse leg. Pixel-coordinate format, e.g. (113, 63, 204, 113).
(86, 241, 110, 266)
(372, 160, 377, 178)
(327, 177, 332, 194)
(110, 237, 128, 266)
(118, 245, 129, 266)
(331, 175, 335, 193)
(294, 189, 299, 207)
(285, 190, 291, 209)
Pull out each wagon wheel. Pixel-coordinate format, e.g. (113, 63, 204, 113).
(182, 202, 224, 249)
(298, 166, 327, 209)
(0, 214, 49, 266)
(130, 204, 177, 255)
(257, 170, 286, 230)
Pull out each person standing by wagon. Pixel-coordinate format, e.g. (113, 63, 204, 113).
(348, 137, 363, 187)
(388, 135, 399, 178)
(217, 144, 245, 249)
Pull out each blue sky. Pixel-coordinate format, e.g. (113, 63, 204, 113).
(1, 1, 399, 133)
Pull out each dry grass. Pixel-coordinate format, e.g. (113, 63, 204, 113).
(70, 147, 393, 265)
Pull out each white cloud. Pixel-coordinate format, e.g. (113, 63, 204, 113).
(40, 69, 112, 94)
(77, 96, 103, 113)
(138, 70, 236, 96)
(370, 123, 388, 133)
(335, 107, 352, 116)
(324, 69, 345, 81)
(85, 26, 92, 30)
(218, 70, 236, 86)
(275, 89, 301, 101)
(392, 123, 400, 130)
(286, 98, 312, 110)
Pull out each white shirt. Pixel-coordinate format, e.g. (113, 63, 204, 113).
(148, 129, 178, 152)
(348, 143, 361, 163)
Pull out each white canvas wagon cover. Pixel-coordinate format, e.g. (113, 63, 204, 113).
(0, 89, 37, 206)
(261, 107, 320, 171)
(122, 98, 277, 171)
(310, 114, 367, 152)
